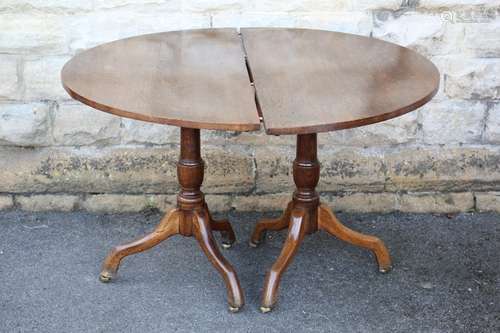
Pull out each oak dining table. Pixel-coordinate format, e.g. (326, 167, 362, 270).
(61, 28, 439, 313)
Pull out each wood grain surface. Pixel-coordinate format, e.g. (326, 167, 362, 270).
(62, 29, 260, 131)
(242, 28, 440, 135)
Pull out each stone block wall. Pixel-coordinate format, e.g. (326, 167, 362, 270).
(0, 1, 499, 213)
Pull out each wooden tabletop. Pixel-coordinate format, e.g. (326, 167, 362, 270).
(61, 29, 260, 131)
(62, 28, 439, 135)
(242, 28, 440, 135)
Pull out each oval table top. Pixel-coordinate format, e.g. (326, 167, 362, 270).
(61, 28, 439, 135)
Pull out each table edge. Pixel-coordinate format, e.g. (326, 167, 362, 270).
(61, 79, 261, 132)
(263, 81, 439, 135)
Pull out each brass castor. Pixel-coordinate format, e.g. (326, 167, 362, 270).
(229, 306, 241, 313)
(248, 240, 259, 248)
(379, 265, 392, 274)
(99, 271, 114, 283)
(221, 242, 232, 249)
(260, 306, 272, 313)
(249, 231, 267, 248)
(220, 230, 235, 249)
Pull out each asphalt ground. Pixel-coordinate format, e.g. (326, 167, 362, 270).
(1, 210, 499, 332)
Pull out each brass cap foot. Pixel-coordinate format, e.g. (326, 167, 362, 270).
(99, 271, 113, 283)
(260, 306, 272, 313)
(379, 266, 392, 274)
(248, 240, 259, 248)
(228, 306, 241, 313)
(221, 242, 232, 249)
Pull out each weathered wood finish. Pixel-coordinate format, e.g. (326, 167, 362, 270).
(62, 29, 260, 131)
(251, 134, 392, 312)
(100, 128, 244, 312)
(242, 28, 440, 134)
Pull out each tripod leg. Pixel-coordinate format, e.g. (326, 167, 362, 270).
(100, 209, 181, 282)
(260, 208, 307, 312)
(193, 210, 245, 312)
(249, 201, 293, 247)
(318, 204, 392, 273)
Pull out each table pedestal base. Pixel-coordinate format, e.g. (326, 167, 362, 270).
(99, 128, 244, 312)
(250, 133, 392, 312)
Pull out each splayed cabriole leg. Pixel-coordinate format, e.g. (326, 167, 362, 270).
(208, 207, 236, 249)
(318, 204, 392, 273)
(260, 208, 307, 312)
(249, 202, 293, 247)
(253, 133, 392, 312)
(193, 210, 244, 311)
(99, 209, 181, 282)
(99, 128, 244, 312)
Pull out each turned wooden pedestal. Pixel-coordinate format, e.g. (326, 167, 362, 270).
(250, 134, 392, 312)
(99, 128, 244, 312)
